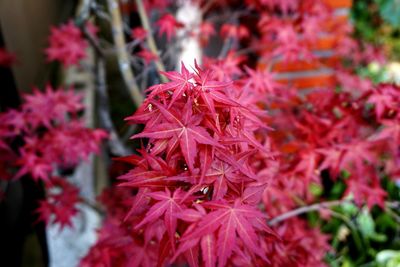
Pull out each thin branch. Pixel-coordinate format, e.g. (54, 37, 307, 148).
(385, 200, 400, 209)
(134, 0, 167, 82)
(268, 199, 350, 226)
(82, 27, 106, 57)
(91, 2, 132, 35)
(76, 0, 92, 22)
(385, 201, 400, 223)
(80, 196, 105, 216)
(106, 0, 143, 108)
(268, 199, 400, 227)
(218, 37, 234, 59)
(95, 55, 130, 156)
(201, 0, 216, 15)
(161, 28, 191, 61)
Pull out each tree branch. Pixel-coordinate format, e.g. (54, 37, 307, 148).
(80, 196, 105, 216)
(268, 200, 350, 226)
(95, 55, 130, 156)
(106, 0, 143, 108)
(134, 0, 167, 82)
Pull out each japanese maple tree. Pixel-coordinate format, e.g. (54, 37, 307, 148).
(2, 0, 400, 266)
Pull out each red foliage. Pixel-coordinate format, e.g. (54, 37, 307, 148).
(0, 86, 107, 227)
(136, 48, 158, 65)
(131, 27, 148, 42)
(155, 14, 183, 41)
(220, 24, 250, 40)
(84, 61, 278, 266)
(45, 21, 88, 66)
(37, 177, 80, 229)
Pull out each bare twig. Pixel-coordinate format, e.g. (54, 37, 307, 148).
(218, 37, 234, 59)
(201, 0, 216, 15)
(268, 200, 351, 226)
(82, 28, 106, 57)
(76, 0, 92, 22)
(268, 199, 400, 227)
(91, 1, 132, 35)
(385, 201, 400, 223)
(106, 0, 143, 107)
(134, 0, 167, 82)
(385, 200, 400, 209)
(80, 196, 105, 216)
(95, 56, 130, 156)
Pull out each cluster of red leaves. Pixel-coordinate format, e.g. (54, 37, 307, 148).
(264, 218, 331, 267)
(255, 0, 332, 62)
(45, 21, 91, 66)
(37, 177, 80, 229)
(0, 86, 107, 227)
(83, 62, 279, 266)
(220, 24, 250, 40)
(156, 14, 184, 41)
(262, 80, 400, 211)
(131, 27, 148, 42)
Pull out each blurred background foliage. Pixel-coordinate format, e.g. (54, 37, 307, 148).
(320, 179, 400, 266)
(311, 3, 400, 266)
(325, 4, 400, 259)
(352, 0, 400, 60)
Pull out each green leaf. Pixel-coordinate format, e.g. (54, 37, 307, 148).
(376, 250, 400, 266)
(309, 183, 323, 197)
(356, 208, 376, 239)
(341, 202, 358, 216)
(341, 170, 351, 179)
(379, 0, 400, 27)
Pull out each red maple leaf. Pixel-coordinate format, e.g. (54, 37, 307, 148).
(136, 48, 158, 65)
(244, 66, 280, 94)
(179, 200, 273, 267)
(220, 24, 249, 40)
(147, 62, 193, 107)
(367, 84, 399, 120)
(131, 26, 147, 41)
(193, 63, 239, 119)
(199, 22, 216, 45)
(36, 177, 80, 229)
(132, 100, 221, 172)
(45, 20, 88, 66)
(156, 14, 183, 41)
(134, 188, 187, 251)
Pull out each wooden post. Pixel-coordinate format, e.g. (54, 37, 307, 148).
(0, 0, 74, 92)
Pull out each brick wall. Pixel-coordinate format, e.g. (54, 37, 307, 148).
(264, 0, 353, 90)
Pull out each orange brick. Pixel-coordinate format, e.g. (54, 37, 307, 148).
(272, 57, 339, 72)
(323, 0, 352, 8)
(307, 36, 337, 50)
(324, 15, 350, 31)
(277, 74, 335, 89)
